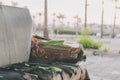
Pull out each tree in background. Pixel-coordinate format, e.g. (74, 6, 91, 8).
(101, 0, 104, 38)
(56, 13, 65, 35)
(43, 0, 49, 39)
(37, 12, 42, 31)
(32, 16, 37, 33)
(74, 15, 81, 37)
(84, 0, 88, 29)
(57, 13, 65, 28)
(52, 13, 56, 30)
(67, 21, 70, 28)
(112, 0, 120, 38)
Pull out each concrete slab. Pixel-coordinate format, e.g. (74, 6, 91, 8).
(0, 5, 32, 66)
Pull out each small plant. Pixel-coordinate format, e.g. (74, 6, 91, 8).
(77, 36, 102, 49)
(118, 48, 120, 54)
(92, 41, 102, 49)
(103, 47, 110, 53)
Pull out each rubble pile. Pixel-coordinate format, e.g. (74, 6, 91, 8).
(0, 36, 90, 80)
(30, 36, 81, 62)
(0, 61, 83, 80)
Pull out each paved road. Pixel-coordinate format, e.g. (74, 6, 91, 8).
(85, 52, 120, 80)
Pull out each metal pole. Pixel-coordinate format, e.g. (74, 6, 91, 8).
(84, 0, 87, 29)
(112, 0, 117, 38)
(101, 0, 104, 38)
(44, 0, 49, 38)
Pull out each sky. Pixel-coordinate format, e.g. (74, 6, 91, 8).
(1, 0, 120, 25)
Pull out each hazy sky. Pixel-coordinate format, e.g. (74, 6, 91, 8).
(1, 0, 120, 24)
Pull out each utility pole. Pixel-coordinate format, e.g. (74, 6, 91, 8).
(101, 0, 104, 38)
(44, 0, 49, 38)
(112, 0, 117, 38)
(84, 0, 87, 29)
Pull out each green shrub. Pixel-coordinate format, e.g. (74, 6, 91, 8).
(118, 48, 120, 54)
(77, 36, 102, 49)
(103, 33, 110, 36)
(103, 47, 110, 53)
(92, 41, 102, 49)
(80, 28, 93, 36)
(90, 33, 96, 36)
(54, 29, 81, 35)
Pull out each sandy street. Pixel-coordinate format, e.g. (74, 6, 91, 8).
(85, 50, 120, 80)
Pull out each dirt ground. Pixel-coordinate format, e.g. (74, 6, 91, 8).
(85, 50, 120, 80)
